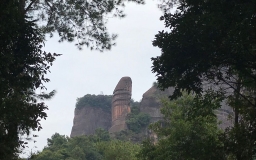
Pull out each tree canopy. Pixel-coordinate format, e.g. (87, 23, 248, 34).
(0, 0, 60, 158)
(21, 0, 144, 50)
(126, 106, 150, 133)
(1, 0, 143, 157)
(29, 131, 141, 160)
(139, 93, 225, 160)
(76, 94, 112, 112)
(152, 0, 256, 100)
(151, 0, 256, 159)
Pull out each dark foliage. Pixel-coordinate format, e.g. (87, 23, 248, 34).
(23, 0, 145, 51)
(152, 0, 256, 159)
(138, 93, 225, 160)
(29, 132, 140, 160)
(0, 1, 59, 158)
(130, 99, 140, 109)
(76, 94, 112, 112)
(1, 0, 146, 158)
(152, 0, 256, 100)
(31, 133, 103, 160)
(126, 106, 150, 133)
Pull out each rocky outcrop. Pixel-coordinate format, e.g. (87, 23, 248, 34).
(70, 78, 234, 138)
(140, 85, 233, 129)
(140, 85, 174, 123)
(70, 106, 111, 137)
(109, 77, 132, 133)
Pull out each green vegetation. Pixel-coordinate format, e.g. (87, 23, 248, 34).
(0, 1, 59, 158)
(139, 93, 225, 160)
(96, 140, 140, 160)
(152, 82, 158, 88)
(76, 94, 112, 112)
(29, 129, 141, 160)
(130, 99, 140, 108)
(114, 130, 145, 142)
(113, 99, 150, 142)
(152, 0, 256, 159)
(1, 0, 145, 157)
(152, 0, 255, 100)
(126, 106, 150, 133)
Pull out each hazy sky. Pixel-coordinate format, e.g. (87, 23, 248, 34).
(23, 1, 166, 156)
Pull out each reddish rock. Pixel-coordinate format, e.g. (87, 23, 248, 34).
(70, 106, 111, 137)
(109, 77, 132, 133)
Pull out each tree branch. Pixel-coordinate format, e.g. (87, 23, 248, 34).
(220, 77, 255, 108)
(24, 0, 38, 14)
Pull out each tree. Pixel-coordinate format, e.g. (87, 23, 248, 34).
(0, 1, 59, 159)
(153, 0, 255, 100)
(126, 106, 150, 133)
(1, 0, 144, 157)
(46, 133, 69, 149)
(151, 0, 256, 159)
(94, 128, 111, 141)
(30, 133, 140, 160)
(31, 133, 103, 160)
(96, 140, 141, 160)
(139, 93, 225, 160)
(76, 94, 112, 112)
(18, 0, 144, 51)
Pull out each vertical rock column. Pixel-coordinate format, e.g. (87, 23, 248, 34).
(109, 77, 132, 133)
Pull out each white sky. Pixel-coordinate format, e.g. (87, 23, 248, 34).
(23, 0, 166, 156)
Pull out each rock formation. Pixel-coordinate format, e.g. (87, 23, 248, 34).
(70, 78, 233, 138)
(109, 77, 132, 133)
(70, 106, 111, 137)
(140, 84, 233, 129)
(140, 85, 174, 123)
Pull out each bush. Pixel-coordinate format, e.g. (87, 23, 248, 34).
(76, 94, 112, 112)
(126, 106, 150, 133)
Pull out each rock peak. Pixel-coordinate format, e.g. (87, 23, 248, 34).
(109, 77, 132, 133)
(113, 76, 132, 93)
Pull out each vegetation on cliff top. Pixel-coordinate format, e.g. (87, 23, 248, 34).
(76, 94, 112, 112)
(76, 94, 141, 112)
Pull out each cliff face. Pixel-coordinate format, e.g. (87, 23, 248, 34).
(140, 86, 174, 123)
(70, 79, 234, 138)
(70, 77, 132, 137)
(70, 106, 111, 137)
(140, 85, 233, 129)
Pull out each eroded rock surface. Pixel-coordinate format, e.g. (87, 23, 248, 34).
(70, 106, 111, 137)
(140, 85, 174, 123)
(140, 85, 233, 129)
(109, 77, 132, 133)
(70, 78, 233, 138)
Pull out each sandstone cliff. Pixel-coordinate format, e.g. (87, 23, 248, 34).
(70, 80, 233, 138)
(70, 106, 111, 137)
(140, 85, 174, 123)
(140, 85, 233, 129)
(109, 77, 132, 133)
